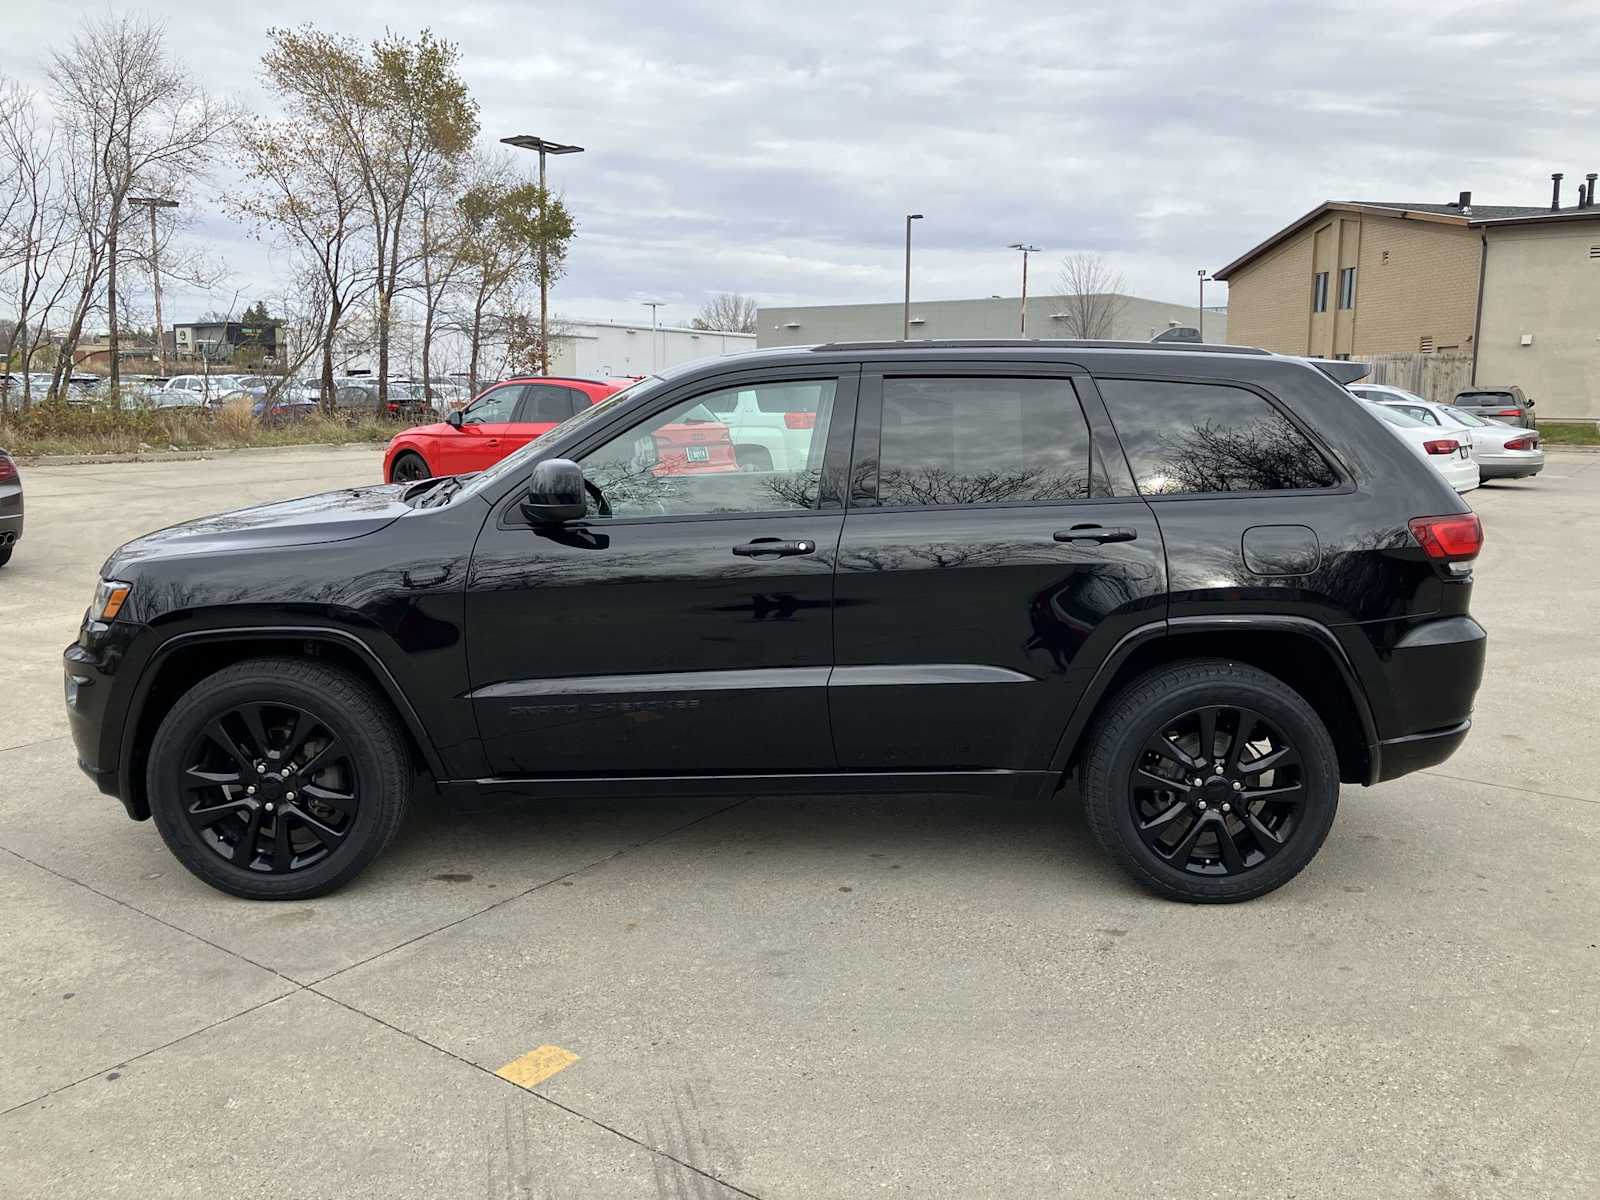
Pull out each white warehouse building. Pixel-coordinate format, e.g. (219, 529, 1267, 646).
(548, 319, 755, 379)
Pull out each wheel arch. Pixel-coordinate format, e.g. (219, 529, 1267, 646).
(386, 443, 433, 482)
(1050, 617, 1380, 787)
(119, 626, 446, 820)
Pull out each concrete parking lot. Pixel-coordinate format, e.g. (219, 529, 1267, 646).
(1, 445, 1597, 1198)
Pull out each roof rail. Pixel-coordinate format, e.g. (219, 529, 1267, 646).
(810, 338, 1270, 356)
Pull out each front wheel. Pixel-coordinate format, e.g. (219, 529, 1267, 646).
(147, 658, 412, 900)
(389, 451, 432, 483)
(1080, 659, 1339, 903)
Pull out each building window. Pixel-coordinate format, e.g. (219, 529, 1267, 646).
(1312, 272, 1329, 313)
(1337, 267, 1356, 309)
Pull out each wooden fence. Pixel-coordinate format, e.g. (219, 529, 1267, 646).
(1349, 352, 1473, 404)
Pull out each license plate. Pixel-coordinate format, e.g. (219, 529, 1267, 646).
(686, 445, 708, 462)
(1459, 446, 1470, 459)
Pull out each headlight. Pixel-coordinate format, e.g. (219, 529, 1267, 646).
(91, 579, 133, 621)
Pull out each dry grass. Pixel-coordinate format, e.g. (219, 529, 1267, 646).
(0, 398, 409, 458)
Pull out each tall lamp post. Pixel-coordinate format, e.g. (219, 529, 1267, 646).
(501, 134, 585, 375)
(1007, 243, 1040, 336)
(641, 301, 665, 372)
(1197, 269, 1216, 342)
(128, 196, 178, 377)
(903, 213, 924, 340)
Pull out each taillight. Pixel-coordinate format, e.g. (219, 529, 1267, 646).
(1422, 438, 1460, 455)
(0, 454, 15, 482)
(783, 411, 816, 429)
(386, 402, 400, 415)
(1493, 409, 1522, 418)
(1409, 513, 1483, 562)
(1503, 436, 1535, 450)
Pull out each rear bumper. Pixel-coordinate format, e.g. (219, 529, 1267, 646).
(1376, 720, 1471, 782)
(1368, 615, 1486, 783)
(1479, 450, 1544, 479)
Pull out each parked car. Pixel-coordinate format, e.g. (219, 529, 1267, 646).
(1452, 385, 1535, 429)
(0, 448, 21, 567)
(1360, 400, 1479, 493)
(329, 378, 430, 422)
(381, 376, 740, 483)
(700, 381, 825, 472)
(65, 341, 1487, 903)
(1367, 395, 1544, 481)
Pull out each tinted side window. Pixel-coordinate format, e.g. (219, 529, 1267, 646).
(519, 384, 578, 423)
(876, 377, 1091, 506)
(1098, 378, 1338, 495)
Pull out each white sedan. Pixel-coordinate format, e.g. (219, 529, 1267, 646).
(1359, 400, 1479, 493)
(1359, 393, 1544, 481)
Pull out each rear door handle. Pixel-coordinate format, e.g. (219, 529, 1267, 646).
(1053, 525, 1137, 544)
(733, 537, 816, 557)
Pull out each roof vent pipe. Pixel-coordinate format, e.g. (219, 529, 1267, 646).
(1587, 174, 1598, 207)
(1551, 172, 1564, 210)
(1582, 184, 1592, 209)
(1458, 190, 1472, 208)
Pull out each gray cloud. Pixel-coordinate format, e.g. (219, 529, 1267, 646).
(4, 0, 1597, 326)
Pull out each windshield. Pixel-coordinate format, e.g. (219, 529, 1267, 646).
(459, 376, 659, 498)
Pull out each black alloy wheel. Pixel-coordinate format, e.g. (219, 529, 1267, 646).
(1130, 705, 1303, 877)
(179, 701, 359, 875)
(148, 658, 411, 899)
(1080, 659, 1339, 903)
(390, 452, 432, 483)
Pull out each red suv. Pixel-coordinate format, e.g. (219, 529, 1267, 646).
(383, 377, 741, 483)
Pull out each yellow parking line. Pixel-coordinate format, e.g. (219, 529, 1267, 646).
(496, 1045, 579, 1089)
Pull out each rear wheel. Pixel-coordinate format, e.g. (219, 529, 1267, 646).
(1080, 659, 1339, 903)
(390, 451, 432, 483)
(0, 546, 11, 568)
(147, 658, 411, 900)
(734, 445, 772, 472)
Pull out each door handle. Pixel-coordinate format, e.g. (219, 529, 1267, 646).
(732, 538, 816, 557)
(1053, 525, 1137, 544)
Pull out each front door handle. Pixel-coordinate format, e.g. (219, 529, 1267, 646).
(733, 537, 816, 558)
(1053, 525, 1137, 544)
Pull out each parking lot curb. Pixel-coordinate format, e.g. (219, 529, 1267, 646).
(15, 442, 389, 467)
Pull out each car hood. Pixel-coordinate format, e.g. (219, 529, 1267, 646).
(398, 421, 451, 438)
(105, 483, 413, 572)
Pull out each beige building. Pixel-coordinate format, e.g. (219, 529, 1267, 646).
(1218, 181, 1600, 419)
(1475, 211, 1600, 420)
(1216, 200, 1488, 358)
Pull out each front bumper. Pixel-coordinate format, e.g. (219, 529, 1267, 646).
(64, 626, 145, 818)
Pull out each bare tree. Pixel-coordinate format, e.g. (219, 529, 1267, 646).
(1053, 253, 1128, 339)
(47, 14, 232, 391)
(230, 113, 374, 408)
(0, 79, 81, 410)
(409, 173, 469, 399)
(691, 292, 758, 334)
(263, 27, 478, 404)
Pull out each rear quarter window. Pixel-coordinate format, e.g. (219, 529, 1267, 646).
(1097, 377, 1339, 495)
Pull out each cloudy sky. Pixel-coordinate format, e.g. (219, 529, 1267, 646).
(4, 0, 1597, 329)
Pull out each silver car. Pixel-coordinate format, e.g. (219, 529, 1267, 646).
(0, 447, 22, 567)
(1362, 391, 1544, 481)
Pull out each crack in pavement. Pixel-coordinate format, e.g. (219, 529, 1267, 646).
(1419, 767, 1600, 808)
(0, 797, 762, 1195)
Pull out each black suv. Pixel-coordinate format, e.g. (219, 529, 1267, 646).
(64, 342, 1486, 903)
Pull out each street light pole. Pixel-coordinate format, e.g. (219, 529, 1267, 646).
(501, 135, 585, 375)
(641, 301, 664, 372)
(903, 213, 923, 340)
(1197, 269, 1213, 342)
(129, 197, 177, 378)
(1008, 243, 1040, 336)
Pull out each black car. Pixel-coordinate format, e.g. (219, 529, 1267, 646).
(64, 341, 1487, 903)
(0, 448, 21, 566)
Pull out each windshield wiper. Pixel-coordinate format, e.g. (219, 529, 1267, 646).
(418, 476, 465, 508)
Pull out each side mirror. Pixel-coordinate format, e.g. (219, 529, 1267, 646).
(446, 409, 464, 428)
(1526, 398, 1535, 407)
(520, 458, 586, 524)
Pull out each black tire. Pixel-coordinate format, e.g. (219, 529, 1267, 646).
(734, 445, 772, 473)
(390, 451, 432, 483)
(147, 657, 412, 900)
(1080, 658, 1339, 903)
(0, 546, 11, 568)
